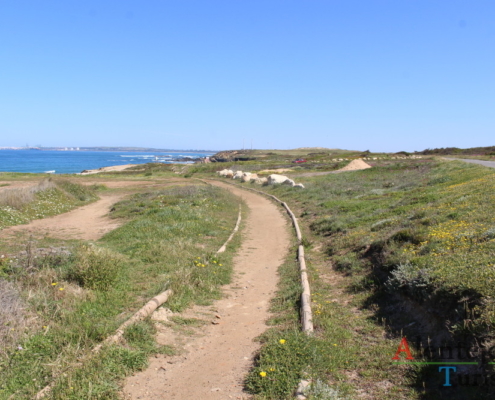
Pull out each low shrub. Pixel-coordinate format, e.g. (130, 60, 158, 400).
(54, 179, 98, 202)
(67, 245, 125, 291)
(385, 263, 433, 303)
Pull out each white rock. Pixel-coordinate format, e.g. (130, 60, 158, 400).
(241, 172, 253, 182)
(248, 173, 258, 182)
(233, 171, 243, 179)
(217, 169, 234, 178)
(267, 174, 291, 185)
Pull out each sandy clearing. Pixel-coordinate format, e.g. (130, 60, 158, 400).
(123, 181, 291, 400)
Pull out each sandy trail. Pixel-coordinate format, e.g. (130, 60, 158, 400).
(0, 180, 186, 241)
(123, 181, 291, 399)
(0, 193, 126, 241)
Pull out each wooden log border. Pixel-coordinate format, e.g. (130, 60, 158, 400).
(217, 204, 242, 253)
(205, 178, 314, 334)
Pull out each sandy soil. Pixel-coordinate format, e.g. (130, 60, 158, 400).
(80, 164, 139, 175)
(123, 181, 291, 399)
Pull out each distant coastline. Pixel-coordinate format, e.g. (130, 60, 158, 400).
(0, 149, 215, 174)
(0, 146, 217, 153)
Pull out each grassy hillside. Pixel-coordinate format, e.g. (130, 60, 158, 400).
(197, 156, 495, 399)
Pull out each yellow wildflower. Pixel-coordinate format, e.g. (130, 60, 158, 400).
(259, 371, 267, 377)
(279, 339, 286, 344)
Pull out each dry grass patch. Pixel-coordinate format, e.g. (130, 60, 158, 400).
(0, 280, 30, 357)
(0, 179, 55, 209)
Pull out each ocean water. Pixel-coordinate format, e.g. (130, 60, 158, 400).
(0, 150, 214, 174)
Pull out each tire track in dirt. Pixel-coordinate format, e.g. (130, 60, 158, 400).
(123, 181, 291, 399)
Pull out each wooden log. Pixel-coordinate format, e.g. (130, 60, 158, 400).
(35, 289, 173, 399)
(217, 205, 242, 253)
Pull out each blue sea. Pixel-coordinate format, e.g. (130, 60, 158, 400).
(0, 150, 215, 174)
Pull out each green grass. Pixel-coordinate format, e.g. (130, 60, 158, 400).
(214, 158, 495, 399)
(0, 183, 241, 399)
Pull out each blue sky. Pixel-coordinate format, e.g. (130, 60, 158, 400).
(0, 1, 494, 152)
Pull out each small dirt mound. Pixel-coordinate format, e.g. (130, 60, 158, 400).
(338, 159, 372, 172)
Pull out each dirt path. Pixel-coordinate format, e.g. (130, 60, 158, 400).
(0, 193, 127, 241)
(123, 181, 291, 399)
(0, 180, 186, 241)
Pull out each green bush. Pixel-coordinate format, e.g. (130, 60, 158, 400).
(389, 228, 426, 245)
(385, 263, 433, 303)
(68, 245, 124, 291)
(54, 179, 98, 202)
